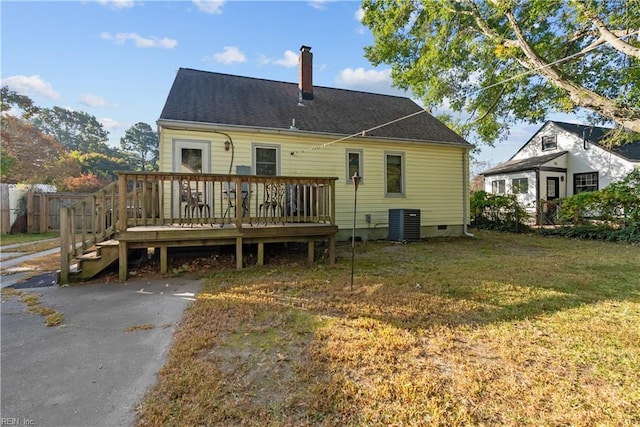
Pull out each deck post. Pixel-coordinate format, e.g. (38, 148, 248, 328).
(160, 246, 168, 274)
(59, 208, 69, 285)
(118, 241, 128, 281)
(257, 241, 264, 266)
(236, 237, 243, 270)
(307, 240, 314, 263)
(118, 173, 127, 232)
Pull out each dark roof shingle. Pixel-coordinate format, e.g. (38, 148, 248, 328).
(159, 68, 470, 146)
(483, 151, 568, 176)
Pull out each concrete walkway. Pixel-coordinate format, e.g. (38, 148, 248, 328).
(1, 277, 203, 427)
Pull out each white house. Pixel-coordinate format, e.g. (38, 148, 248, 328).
(482, 121, 640, 215)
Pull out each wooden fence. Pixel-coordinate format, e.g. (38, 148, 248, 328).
(0, 187, 91, 234)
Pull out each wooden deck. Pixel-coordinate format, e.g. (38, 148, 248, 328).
(59, 172, 338, 284)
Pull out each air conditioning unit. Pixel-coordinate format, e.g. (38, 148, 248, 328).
(388, 209, 421, 241)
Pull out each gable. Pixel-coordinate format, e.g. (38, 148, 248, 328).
(510, 120, 640, 163)
(159, 68, 470, 147)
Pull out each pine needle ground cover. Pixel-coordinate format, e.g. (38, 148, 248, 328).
(137, 230, 640, 426)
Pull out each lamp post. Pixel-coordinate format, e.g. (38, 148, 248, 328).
(350, 171, 361, 291)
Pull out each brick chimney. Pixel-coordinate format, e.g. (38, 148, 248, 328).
(298, 45, 313, 100)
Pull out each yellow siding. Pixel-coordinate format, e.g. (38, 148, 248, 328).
(160, 126, 468, 233)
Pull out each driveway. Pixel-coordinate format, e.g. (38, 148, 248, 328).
(1, 277, 202, 427)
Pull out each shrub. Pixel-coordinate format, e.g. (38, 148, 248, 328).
(558, 169, 640, 228)
(470, 191, 530, 232)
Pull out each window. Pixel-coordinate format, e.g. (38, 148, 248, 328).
(512, 177, 529, 194)
(491, 179, 505, 194)
(346, 149, 363, 183)
(253, 144, 279, 176)
(574, 172, 598, 193)
(542, 135, 557, 151)
(385, 153, 404, 196)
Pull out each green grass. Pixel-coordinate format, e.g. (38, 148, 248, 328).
(136, 230, 640, 426)
(0, 232, 59, 247)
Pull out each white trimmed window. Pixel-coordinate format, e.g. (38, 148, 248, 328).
(253, 144, 280, 176)
(542, 135, 557, 151)
(385, 152, 405, 196)
(492, 179, 505, 194)
(346, 149, 363, 183)
(512, 177, 529, 194)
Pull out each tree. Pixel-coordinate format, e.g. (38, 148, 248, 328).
(120, 122, 159, 171)
(29, 106, 111, 153)
(361, 0, 640, 145)
(0, 85, 39, 118)
(1, 115, 81, 184)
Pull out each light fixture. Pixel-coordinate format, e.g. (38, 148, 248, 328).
(224, 139, 231, 151)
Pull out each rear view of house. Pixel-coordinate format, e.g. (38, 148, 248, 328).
(158, 45, 474, 241)
(482, 121, 640, 214)
(59, 46, 473, 283)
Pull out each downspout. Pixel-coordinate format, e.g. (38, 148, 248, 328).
(536, 167, 541, 227)
(462, 148, 474, 237)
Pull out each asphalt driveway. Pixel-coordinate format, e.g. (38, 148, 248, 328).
(1, 277, 202, 427)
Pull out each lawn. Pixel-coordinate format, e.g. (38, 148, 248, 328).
(0, 232, 59, 247)
(136, 230, 640, 426)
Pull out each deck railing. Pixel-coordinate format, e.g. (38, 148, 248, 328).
(60, 172, 337, 282)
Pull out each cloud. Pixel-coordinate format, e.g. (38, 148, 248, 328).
(211, 46, 246, 64)
(336, 67, 392, 86)
(258, 50, 298, 68)
(274, 50, 299, 68)
(308, 0, 328, 10)
(335, 67, 407, 96)
(1, 75, 60, 100)
(100, 32, 178, 49)
(80, 94, 108, 108)
(96, 0, 136, 10)
(193, 0, 224, 15)
(100, 117, 127, 132)
(354, 8, 364, 22)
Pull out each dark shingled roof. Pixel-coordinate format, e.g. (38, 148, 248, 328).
(483, 151, 568, 176)
(550, 121, 640, 161)
(159, 68, 470, 146)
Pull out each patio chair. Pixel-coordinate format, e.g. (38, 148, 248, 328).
(181, 181, 210, 225)
(259, 182, 286, 225)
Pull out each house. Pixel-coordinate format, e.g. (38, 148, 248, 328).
(58, 46, 473, 284)
(482, 121, 640, 216)
(157, 45, 474, 241)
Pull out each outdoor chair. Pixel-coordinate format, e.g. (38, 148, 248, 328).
(259, 182, 286, 225)
(181, 181, 210, 225)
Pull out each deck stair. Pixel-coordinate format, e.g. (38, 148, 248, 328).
(68, 240, 120, 281)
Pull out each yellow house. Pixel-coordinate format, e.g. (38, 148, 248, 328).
(157, 46, 473, 241)
(59, 46, 473, 283)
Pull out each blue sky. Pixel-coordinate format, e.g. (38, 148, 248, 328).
(2, 0, 549, 169)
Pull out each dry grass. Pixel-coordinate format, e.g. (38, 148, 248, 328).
(0, 232, 59, 247)
(136, 230, 640, 426)
(126, 323, 156, 332)
(2, 288, 64, 327)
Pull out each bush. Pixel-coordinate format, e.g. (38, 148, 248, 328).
(558, 169, 640, 228)
(470, 191, 530, 232)
(538, 224, 640, 243)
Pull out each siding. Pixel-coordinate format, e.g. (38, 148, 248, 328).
(160, 126, 468, 234)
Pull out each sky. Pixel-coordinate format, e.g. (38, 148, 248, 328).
(2, 0, 575, 172)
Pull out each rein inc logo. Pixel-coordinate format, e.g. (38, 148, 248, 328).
(1, 419, 35, 426)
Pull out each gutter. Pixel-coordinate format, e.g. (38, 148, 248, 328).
(156, 118, 474, 150)
(462, 148, 474, 238)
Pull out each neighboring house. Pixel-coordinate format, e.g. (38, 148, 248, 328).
(157, 45, 474, 240)
(482, 121, 640, 216)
